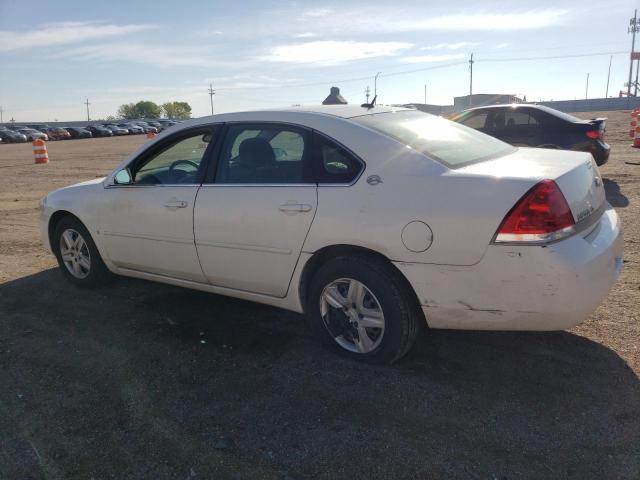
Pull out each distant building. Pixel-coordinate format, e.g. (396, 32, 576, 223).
(322, 87, 347, 105)
(453, 94, 523, 112)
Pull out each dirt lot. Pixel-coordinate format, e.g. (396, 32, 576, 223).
(0, 114, 638, 479)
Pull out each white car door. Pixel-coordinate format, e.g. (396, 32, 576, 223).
(100, 127, 217, 282)
(194, 123, 317, 297)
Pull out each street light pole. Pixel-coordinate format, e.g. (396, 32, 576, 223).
(628, 9, 639, 96)
(374, 72, 381, 98)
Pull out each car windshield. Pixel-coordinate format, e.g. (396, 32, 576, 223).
(352, 110, 515, 168)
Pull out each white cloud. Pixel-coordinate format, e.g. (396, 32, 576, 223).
(398, 53, 468, 64)
(293, 33, 317, 38)
(53, 43, 240, 68)
(286, 8, 567, 36)
(303, 8, 333, 18)
(259, 40, 413, 66)
(0, 21, 153, 52)
(420, 42, 480, 51)
(390, 10, 567, 31)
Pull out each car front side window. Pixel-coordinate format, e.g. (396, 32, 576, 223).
(132, 131, 213, 185)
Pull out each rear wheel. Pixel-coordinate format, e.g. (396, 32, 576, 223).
(307, 255, 421, 364)
(53, 216, 112, 287)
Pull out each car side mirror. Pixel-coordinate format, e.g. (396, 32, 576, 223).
(114, 169, 132, 185)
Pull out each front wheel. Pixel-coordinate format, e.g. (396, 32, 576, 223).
(307, 255, 421, 364)
(52, 216, 112, 287)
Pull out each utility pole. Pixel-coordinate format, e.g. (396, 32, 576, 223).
(636, 59, 640, 96)
(208, 83, 216, 115)
(0, 106, 3, 124)
(628, 9, 639, 96)
(374, 72, 381, 98)
(585, 73, 589, 99)
(424, 84, 427, 104)
(469, 53, 474, 106)
(365, 85, 370, 104)
(85, 98, 91, 121)
(605, 56, 612, 97)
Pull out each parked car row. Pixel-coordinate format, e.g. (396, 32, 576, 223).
(0, 119, 182, 143)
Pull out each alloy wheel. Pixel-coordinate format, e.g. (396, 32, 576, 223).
(319, 278, 385, 354)
(59, 228, 91, 279)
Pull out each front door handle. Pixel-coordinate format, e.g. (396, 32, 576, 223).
(279, 203, 313, 213)
(164, 199, 188, 209)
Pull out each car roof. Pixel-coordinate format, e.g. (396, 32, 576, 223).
(171, 105, 414, 133)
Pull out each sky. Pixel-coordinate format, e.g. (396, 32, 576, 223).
(0, 0, 636, 121)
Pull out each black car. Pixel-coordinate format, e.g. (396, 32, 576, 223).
(0, 128, 28, 143)
(85, 125, 114, 137)
(64, 127, 93, 139)
(450, 104, 610, 166)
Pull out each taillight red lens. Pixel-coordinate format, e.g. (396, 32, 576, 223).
(585, 130, 602, 140)
(494, 180, 576, 243)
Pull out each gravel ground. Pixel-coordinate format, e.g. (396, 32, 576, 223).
(0, 114, 638, 480)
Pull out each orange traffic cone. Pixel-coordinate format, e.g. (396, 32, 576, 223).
(631, 109, 640, 138)
(633, 126, 640, 148)
(146, 132, 156, 139)
(33, 139, 49, 164)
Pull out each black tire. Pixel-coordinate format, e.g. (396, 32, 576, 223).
(52, 216, 112, 287)
(306, 255, 422, 365)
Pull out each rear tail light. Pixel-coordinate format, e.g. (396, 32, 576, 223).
(585, 130, 603, 140)
(494, 180, 576, 244)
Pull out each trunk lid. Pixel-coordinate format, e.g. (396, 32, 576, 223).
(459, 147, 605, 225)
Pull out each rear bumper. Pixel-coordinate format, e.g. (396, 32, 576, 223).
(591, 141, 610, 166)
(394, 205, 623, 331)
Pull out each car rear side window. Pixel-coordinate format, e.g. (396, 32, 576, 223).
(314, 133, 363, 184)
(215, 124, 311, 184)
(353, 110, 514, 168)
(459, 111, 489, 129)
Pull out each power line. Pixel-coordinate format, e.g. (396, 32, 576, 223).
(479, 51, 627, 62)
(212, 50, 626, 94)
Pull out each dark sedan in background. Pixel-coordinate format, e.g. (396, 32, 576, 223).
(64, 127, 92, 139)
(84, 125, 113, 137)
(0, 128, 28, 143)
(103, 124, 129, 136)
(450, 104, 610, 165)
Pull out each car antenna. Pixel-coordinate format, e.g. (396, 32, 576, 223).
(361, 95, 377, 109)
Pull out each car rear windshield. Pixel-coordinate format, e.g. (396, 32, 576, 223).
(352, 110, 515, 168)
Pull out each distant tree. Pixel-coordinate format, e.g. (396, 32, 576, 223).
(116, 103, 138, 119)
(162, 101, 192, 119)
(116, 100, 162, 119)
(105, 115, 118, 121)
(134, 100, 162, 119)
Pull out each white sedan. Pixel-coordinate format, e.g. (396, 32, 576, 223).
(39, 105, 623, 364)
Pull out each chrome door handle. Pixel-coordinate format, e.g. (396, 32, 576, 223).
(279, 203, 313, 213)
(164, 200, 188, 208)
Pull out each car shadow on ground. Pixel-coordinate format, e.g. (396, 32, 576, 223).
(603, 178, 630, 207)
(1, 270, 639, 480)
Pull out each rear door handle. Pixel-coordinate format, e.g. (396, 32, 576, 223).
(279, 203, 313, 213)
(164, 199, 188, 209)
